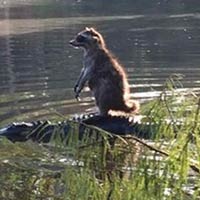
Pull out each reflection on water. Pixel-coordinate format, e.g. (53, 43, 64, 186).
(0, 1, 200, 125)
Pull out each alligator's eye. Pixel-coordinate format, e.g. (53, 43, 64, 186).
(76, 35, 86, 43)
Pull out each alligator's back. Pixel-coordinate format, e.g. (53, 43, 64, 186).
(0, 114, 156, 143)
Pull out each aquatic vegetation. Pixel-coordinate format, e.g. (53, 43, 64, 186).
(0, 77, 199, 200)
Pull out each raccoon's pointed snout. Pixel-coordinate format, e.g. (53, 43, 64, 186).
(69, 39, 82, 49)
(69, 39, 76, 46)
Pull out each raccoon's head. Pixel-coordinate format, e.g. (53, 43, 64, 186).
(69, 27, 106, 50)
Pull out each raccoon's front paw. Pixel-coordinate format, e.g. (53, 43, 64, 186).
(74, 84, 81, 93)
(74, 84, 81, 100)
(74, 84, 78, 93)
(75, 93, 80, 100)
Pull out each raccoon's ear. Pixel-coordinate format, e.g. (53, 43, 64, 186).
(93, 36, 100, 43)
(89, 27, 97, 34)
(89, 27, 95, 31)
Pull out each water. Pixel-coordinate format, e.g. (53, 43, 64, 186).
(0, 0, 200, 125)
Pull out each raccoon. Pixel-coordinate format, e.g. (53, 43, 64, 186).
(69, 27, 139, 116)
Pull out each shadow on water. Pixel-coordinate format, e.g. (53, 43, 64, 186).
(0, 1, 200, 125)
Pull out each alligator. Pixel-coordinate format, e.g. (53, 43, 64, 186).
(0, 114, 159, 143)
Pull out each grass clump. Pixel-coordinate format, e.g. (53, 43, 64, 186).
(60, 76, 200, 200)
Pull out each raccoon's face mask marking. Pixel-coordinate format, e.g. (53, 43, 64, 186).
(69, 33, 88, 48)
(69, 27, 104, 49)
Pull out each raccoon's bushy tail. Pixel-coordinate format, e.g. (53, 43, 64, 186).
(108, 100, 140, 116)
(124, 100, 140, 114)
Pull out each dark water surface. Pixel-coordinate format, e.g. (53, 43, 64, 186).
(0, 0, 200, 125)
